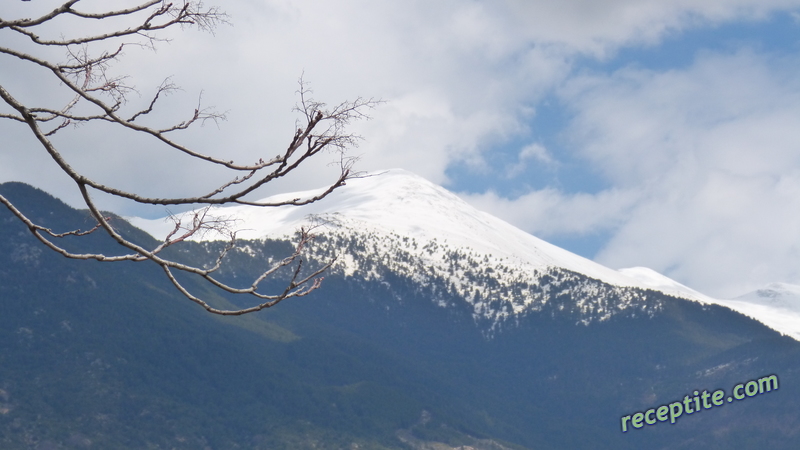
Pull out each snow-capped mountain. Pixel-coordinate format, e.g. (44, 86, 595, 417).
(5, 179, 800, 450)
(129, 169, 798, 339)
(131, 169, 639, 285)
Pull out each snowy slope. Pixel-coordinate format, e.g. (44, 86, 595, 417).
(618, 269, 800, 341)
(617, 266, 719, 304)
(132, 169, 648, 289)
(711, 283, 800, 341)
(129, 169, 798, 339)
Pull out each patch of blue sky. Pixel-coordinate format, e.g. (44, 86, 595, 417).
(444, 94, 610, 198)
(547, 230, 615, 261)
(584, 10, 800, 73)
(448, 11, 800, 199)
(445, 11, 800, 259)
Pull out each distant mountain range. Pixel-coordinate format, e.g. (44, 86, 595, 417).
(2, 174, 799, 449)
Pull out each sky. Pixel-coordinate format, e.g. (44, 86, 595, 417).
(2, 0, 800, 298)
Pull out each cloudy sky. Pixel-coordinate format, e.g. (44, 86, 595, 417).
(2, 0, 800, 298)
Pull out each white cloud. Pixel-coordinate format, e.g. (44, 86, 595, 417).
(4, 1, 800, 293)
(504, 143, 556, 178)
(595, 168, 800, 298)
(461, 187, 639, 237)
(502, 0, 800, 56)
(5, 0, 796, 194)
(561, 50, 800, 184)
(540, 50, 800, 297)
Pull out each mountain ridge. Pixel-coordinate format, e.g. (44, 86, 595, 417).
(128, 169, 800, 340)
(2, 179, 800, 449)
(129, 169, 656, 287)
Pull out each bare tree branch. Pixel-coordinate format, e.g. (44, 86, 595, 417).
(0, 1, 382, 315)
(3, 1, 229, 46)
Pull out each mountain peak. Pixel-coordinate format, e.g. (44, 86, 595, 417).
(130, 169, 648, 291)
(128, 170, 800, 339)
(738, 282, 800, 306)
